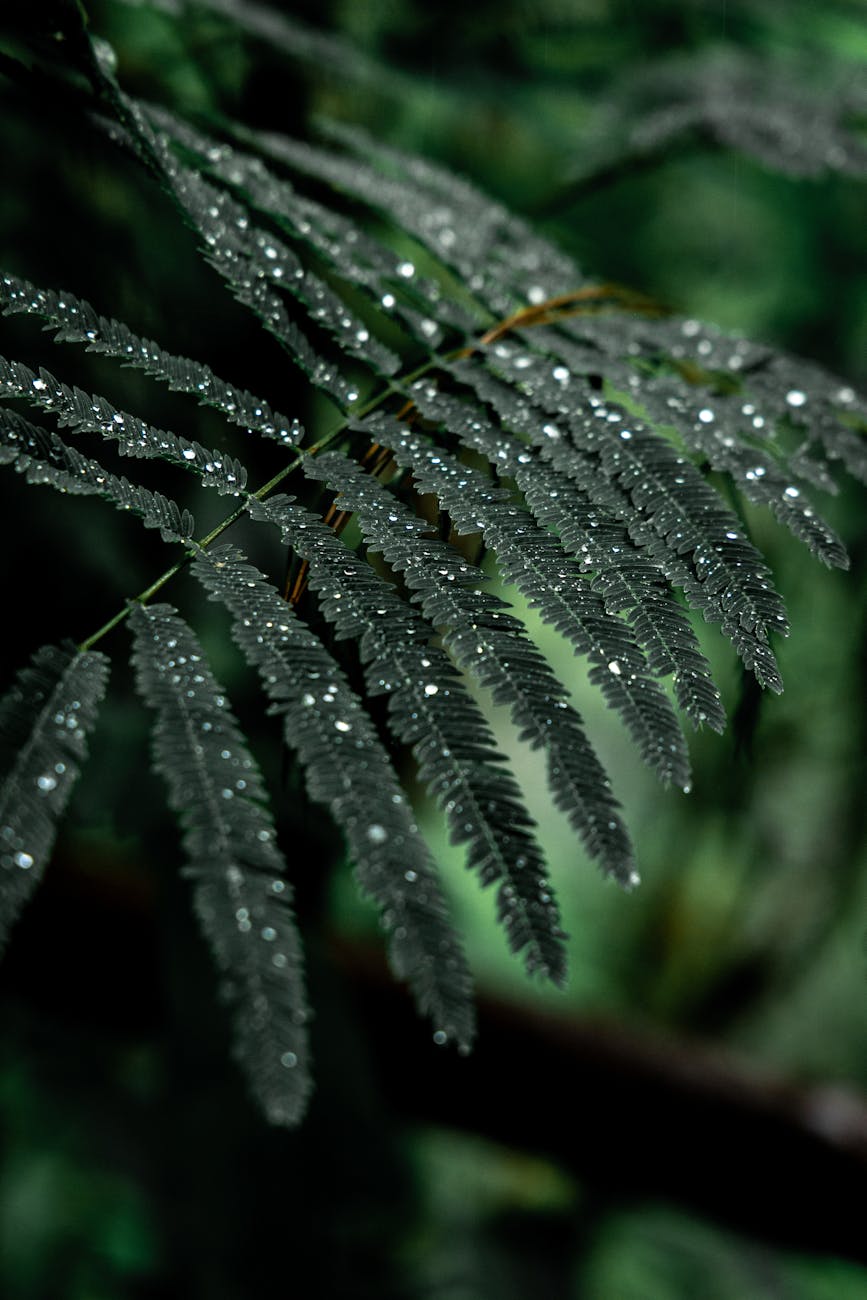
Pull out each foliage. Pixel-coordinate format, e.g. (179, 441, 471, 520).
(0, 0, 866, 1136)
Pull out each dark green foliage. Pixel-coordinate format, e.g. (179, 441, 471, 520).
(0, 644, 109, 951)
(0, 404, 195, 541)
(0, 352, 248, 494)
(129, 600, 311, 1125)
(573, 46, 867, 184)
(304, 449, 637, 883)
(250, 493, 569, 986)
(0, 0, 865, 1128)
(0, 271, 302, 447)
(192, 543, 476, 1048)
(356, 404, 691, 788)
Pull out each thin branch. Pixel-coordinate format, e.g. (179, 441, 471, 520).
(336, 937, 867, 1265)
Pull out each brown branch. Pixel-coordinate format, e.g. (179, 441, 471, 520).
(333, 937, 867, 1265)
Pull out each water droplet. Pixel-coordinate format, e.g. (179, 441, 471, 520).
(280, 1051, 298, 1069)
(607, 660, 622, 676)
(334, 719, 352, 733)
(36, 774, 57, 792)
(14, 851, 33, 869)
(433, 1030, 447, 1046)
(366, 824, 388, 845)
(397, 261, 415, 279)
(423, 683, 439, 696)
(786, 390, 807, 408)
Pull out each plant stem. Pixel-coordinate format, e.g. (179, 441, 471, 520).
(77, 356, 440, 652)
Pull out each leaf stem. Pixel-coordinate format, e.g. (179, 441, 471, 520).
(78, 277, 604, 653)
(77, 356, 440, 652)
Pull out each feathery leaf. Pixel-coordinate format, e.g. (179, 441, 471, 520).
(0, 353, 247, 493)
(358, 405, 692, 788)
(446, 357, 727, 731)
(573, 48, 867, 184)
(0, 270, 302, 448)
(148, 110, 472, 343)
(0, 405, 195, 542)
(458, 344, 789, 690)
(306, 450, 638, 883)
(192, 544, 476, 1048)
(0, 644, 109, 952)
(129, 601, 311, 1125)
(250, 493, 569, 985)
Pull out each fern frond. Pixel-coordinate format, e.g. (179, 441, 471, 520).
(129, 601, 311, 1125)
(108, 98, 401, 408)
(443, 357, 724, 730)
(743, 356, 867, 486)
(525, 309, 867, 492)
(572, 407, 788, 686)
(86, 100, 358, 410)
(520, 459, 725, 732)
(634, 376, 849, 569)
(359, 405, 691, 788)
(625, 316, 867, 487)
(147, 141, 367, 409)
(574, 48, 867, 184)
(460, 346, 788, 689)
(0, 354, 247, 493)
(434, 357, 722, 718)
(530, 318, 851, 568)
(0, 405, 195, 542)
(0, 644, 109, 951)
(305, 450, 638, 884)
(146, 109, 474, 342)
(250, 494, 569, 985)
(241, 123, 543, 321)
(314, 119, 584, 315)
(192, 544, 476, 1048)
(0, 270, 301, 448)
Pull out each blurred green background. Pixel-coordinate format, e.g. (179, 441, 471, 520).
(2, 0, 867, 1296)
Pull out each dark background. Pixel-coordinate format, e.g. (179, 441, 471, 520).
(2, 1, 867, 1296)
